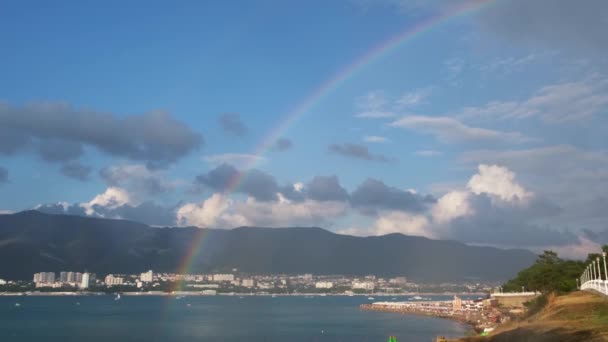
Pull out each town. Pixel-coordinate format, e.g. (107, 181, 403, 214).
(0, 270, 496, 296)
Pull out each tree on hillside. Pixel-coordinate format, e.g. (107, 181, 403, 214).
(502, 250, 585, 294)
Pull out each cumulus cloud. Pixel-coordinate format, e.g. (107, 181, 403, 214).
(426, 165, 572, 246)
(100, 164, 174, 198)
(0, 102, 203, 169)
(81, 187, 133, 216)
(467, 164, 532, 202)
(372, 211, 432, 238)
(390, 115, 531, 143)
(0, 167, 7, 184)
(61, 161, 92, 181)
(176, 193, 347, 228)
(176, 193, 244, 228)
(350, 178, 432, 215)
(431, 190, 471, 224)
(279, 182, 306, 202)
(306, 176, 349, 202)
(36, 199, 176, 226)
(195, 164, 279, 201)
(328, 143, 392, 162)
(219, 113, 247, 136)
(355, 163, 575, 247)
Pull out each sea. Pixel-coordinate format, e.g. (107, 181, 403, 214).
(0, 295, 472, 342)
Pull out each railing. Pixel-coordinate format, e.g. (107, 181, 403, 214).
(579, 251, 608, 296)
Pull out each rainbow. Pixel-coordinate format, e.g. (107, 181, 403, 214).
(172, 0, 495, 284)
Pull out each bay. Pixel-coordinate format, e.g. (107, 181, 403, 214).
(0, 295, 470, 342)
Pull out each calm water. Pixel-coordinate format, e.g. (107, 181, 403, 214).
(0, 295, 470, 342)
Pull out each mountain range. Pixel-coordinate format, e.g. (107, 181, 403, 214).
(0, 211, 536, 281)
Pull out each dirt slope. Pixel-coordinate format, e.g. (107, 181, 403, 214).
(454, 291, 608, 342)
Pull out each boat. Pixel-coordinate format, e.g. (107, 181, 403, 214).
(410, 295, 423, 300)
(114, 293, 121, 301)
(368, 297, 375, 300)
(14, 303, 20, 307)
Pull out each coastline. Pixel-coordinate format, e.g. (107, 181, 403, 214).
(0, 291, 487, 297)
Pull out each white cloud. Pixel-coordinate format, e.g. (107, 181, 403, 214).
(203, 154, 265, 169)
(176, 193, 247, 228)
(467, 164, 532, 202)
(176, 194, 348, 229)
(81, 187, 132, 216)
(390, 115, 532, 143)
(363, 135, 388, 143)
(373, 211, 432, 238)
(0, 210, 13, 215)
(431, 191, 472, 224)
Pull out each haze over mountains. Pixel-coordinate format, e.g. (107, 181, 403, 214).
(0, 211, 536, 281)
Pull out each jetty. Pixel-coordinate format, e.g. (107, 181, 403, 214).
(361, 296, 503, 332)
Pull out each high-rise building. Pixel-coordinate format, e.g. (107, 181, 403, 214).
(81, 273, 91, 289)
(453, 296, 462, 311)
(33, 272, 56, 283)
(74, 272, 83, 283)
(67, 272, 75, 283)
(140, 270, 153, 282)
(59, 271, 68, 283)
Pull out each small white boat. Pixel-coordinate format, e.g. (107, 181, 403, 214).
(114, 293, 121, 301)
(14, 303, 20, 307)
(368, 297, 375, 300)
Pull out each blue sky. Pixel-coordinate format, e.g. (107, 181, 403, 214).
(1, 0, 607, 257)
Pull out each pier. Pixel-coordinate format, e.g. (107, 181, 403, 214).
(360, 296, 503, 332)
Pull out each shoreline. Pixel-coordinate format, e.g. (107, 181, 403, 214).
(0, 291, 487, 297)
(360, 301, 494, 338)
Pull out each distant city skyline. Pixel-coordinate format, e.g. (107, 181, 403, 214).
(1, 1, 608, 258)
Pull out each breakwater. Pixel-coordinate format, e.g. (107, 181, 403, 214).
(361, 299, 500, 333)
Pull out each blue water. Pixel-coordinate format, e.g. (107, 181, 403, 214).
(0, 295, 470, 342)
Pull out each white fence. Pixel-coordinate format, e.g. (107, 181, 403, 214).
(580, 251, 608, 296)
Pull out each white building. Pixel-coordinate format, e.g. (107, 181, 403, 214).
(0, 279, 7, 285)
(315, 281, 334, 289)
(352, 281, 375, 290)
(80, 273, 91, 289)
(389, 277, 408, 285)
(212, 274, 234, 282)
(241, 279, 255, 288)
(105, 275, 124, 286)
(140, 270, 153, 282)
(33, 272, 55, 283)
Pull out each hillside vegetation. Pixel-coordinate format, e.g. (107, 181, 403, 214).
(455, 291, 608, 342)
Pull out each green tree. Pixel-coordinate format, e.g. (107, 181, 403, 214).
(502, 250, 585, 294)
